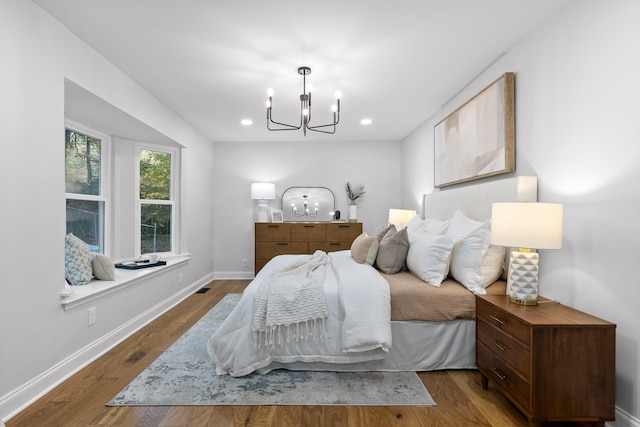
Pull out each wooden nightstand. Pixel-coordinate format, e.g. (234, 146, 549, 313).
(476, 294, 616, 427)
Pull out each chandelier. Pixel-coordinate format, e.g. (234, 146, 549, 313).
(291, 194, 319, 218)
(266, 66, 341, 136)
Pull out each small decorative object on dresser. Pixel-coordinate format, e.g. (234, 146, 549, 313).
(476, 294, 615, 427)
(254, 222, 362, 274)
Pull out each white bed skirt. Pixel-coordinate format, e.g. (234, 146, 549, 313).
(255, 318, 476, 373)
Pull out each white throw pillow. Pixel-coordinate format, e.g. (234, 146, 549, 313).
(406, 215, 424, 234)
(406, 234, 456, 287)
(449, 220, 493, 293)
(479, 244, 506, 288)
(446, 210, 483, 241)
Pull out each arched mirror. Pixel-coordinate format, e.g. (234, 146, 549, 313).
(282, 187, 336, 222)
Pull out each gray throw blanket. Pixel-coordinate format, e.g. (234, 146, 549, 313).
(252, 250, 329, 349)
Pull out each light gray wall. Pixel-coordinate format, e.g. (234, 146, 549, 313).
(402, 0, 640, 423)
(212, 140, 402, 277)
(0, 0, 215, 420)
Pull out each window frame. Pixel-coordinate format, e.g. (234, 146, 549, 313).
(64, 119, 111, 255)
(134, 143, 180, 257)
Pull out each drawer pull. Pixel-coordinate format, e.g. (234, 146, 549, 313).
(276, 243, 289, 246)
(303, 225, 315, 228)
(490, 315, 506, 325)
(328, 242, 341, 246)
(491, 367, 507, 381)
(338, 225, 349, 228)
(492, 340, 507, 351)
(267, 225, 280, 228)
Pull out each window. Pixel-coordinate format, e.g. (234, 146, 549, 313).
(137, 146, 179, 255)
(65, 123, 109, 253)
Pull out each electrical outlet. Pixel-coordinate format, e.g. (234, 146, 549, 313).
(88, 307, 96, 326)
(242, 258, 248, 267)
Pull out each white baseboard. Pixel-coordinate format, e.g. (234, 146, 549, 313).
(213, 270, 254, 280)
(0, 272, 213, 424)
(613, 406, 640, 427)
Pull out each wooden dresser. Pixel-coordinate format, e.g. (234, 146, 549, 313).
(476, 294, 615, 427)
(254, 222, 362, 274)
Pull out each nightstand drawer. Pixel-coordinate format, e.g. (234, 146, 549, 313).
(478, 343, 530, 412)
(476, 298, 530, 346)
(477, 319, 530, 379)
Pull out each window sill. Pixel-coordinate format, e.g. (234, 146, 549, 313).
(61, 254, 190, 311)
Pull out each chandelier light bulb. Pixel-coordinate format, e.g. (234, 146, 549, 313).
(334, 90, 342, 99)
(266, 100, 271, 108)
(303, 108, 309, 116)
(331, 104, 337, 112)
(267, 88, 274, 97)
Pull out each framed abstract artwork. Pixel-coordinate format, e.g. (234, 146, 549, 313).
(434, 72, 515, 187)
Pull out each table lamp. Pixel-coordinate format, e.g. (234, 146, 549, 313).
(251, 183, 276, 222)
(490, 202, 563, 305)
(388, 209, 416, 229)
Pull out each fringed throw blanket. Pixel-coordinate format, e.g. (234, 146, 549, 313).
(252, 250, 329, 349)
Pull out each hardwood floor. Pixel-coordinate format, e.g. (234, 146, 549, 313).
(7, 280, 595, 427)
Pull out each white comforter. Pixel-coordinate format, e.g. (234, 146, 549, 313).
(207, 250, 391, 376)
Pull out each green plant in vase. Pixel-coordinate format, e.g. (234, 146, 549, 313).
(345, 182, 365, 222)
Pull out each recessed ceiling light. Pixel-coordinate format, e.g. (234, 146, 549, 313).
(360, 118, 372, 125)
(241, 119, 253, 126)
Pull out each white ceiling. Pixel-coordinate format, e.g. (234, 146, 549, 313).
(34, 0, 570, 143)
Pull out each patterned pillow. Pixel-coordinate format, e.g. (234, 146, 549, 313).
(92, 253, 115, 281)
(65, 233, 93, 285)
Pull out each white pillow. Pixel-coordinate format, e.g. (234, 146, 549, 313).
(446, 210, 483, 241)
(406, 234, 456, 287)
(479, 244, 506, 288)
(449, 220, 493, 293)
(406, 215, 424, 234)
(409, 218, 450, 243)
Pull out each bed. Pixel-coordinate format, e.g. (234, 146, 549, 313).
(208, 176, 537, 376)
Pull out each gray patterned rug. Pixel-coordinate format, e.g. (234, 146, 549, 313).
(108, 293, 435, 406)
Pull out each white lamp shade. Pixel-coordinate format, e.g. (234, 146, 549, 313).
(251, 183, 276, 200)
(490, 203, 563, 249)
(388, 209, 416, 228)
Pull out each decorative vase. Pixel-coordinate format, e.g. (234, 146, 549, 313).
(348, 203, 357, 222)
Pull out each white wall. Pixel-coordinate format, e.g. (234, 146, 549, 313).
(212, 140, 402, 277)
(0, 0, 214, 421)
(402, 0, 640, 423)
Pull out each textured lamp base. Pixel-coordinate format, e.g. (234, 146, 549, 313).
(508, 249, 539, 305)
(257, 200, 269, 223)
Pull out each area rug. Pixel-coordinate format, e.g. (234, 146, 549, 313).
(108, 293, 435, 406)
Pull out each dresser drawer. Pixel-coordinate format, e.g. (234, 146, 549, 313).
(327, 223, 362, 241)
(477, 319, 530, 379)
(310, 241, 353, 253)
(292, 223, 326, 241)
(477, 298, 530, 346)
(478, 343, 530, 412)
(255, 241, 308, 258)
(255, 223, 291, 241)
